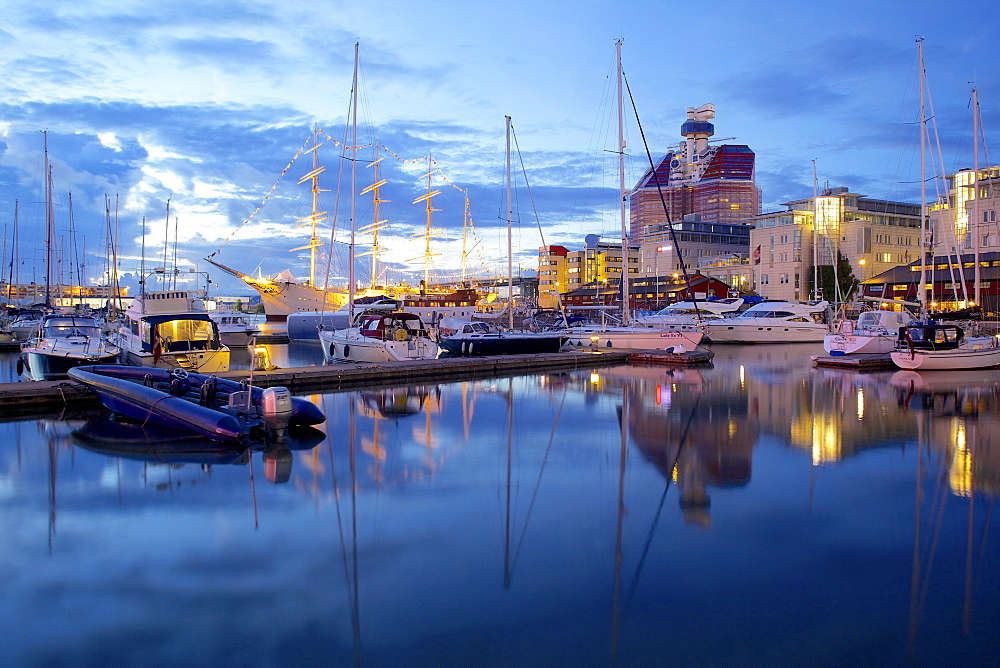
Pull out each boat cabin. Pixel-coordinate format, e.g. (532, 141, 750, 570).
(898, 324, 964, 351)
(357, 313, 428, 341)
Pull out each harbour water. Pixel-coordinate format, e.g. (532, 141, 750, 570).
(2, 342, 999, 664)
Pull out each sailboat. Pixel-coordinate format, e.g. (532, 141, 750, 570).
(437, 116, 566, 356)
(17, 131, 122, 380)
(560, 41, 704, 352)
(317, 44, 441, 363)
(889, 39, 1000, 371)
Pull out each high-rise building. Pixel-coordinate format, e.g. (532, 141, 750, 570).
(629, 104, 760, 243)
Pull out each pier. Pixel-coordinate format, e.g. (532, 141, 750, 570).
(0, 351, 630, 420)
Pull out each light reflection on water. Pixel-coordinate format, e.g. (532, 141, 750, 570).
(1, 342, 1000, 664)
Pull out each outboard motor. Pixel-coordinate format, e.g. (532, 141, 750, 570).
(261, 386, 294, 431)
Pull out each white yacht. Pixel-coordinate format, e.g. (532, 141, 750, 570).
(18, 313, 121, 381)
(707, 300, 830, 343)
(824, 310, 914, 355)
(210, 309, 261, 348)
(113, 290, 230, 372)
(637, 298, 744, 327)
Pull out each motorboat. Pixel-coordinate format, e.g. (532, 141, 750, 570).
(437, 317, 567, 356)
(319, 311, 440, 363)
(10, 309, 45, 341)
(210, 309, 261, 347)
(67, 365, 325, 442)
(636, 298, 745, 329)
(112, 289, 230, 372)
(18, 313, 121, 381)
(823, 309, 915, 355)
(706, 300, 830, 343)
(889, 322, 1000, 370)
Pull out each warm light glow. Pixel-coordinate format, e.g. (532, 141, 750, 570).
(948, 421, 972, 497)
(589, 373, 600, 384)
(739, 364, 745, 387)
(856, 389, 864, 420)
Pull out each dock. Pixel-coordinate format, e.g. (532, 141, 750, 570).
(811, 353, 897, 370)
(627, 349, 715, 366)
(0, 350, 630, 420)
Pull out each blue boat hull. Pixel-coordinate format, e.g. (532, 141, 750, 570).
(67, 365, 325, 441)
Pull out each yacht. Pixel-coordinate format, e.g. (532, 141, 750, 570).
(210, 309, 261, 348)
(18, 313, 121, 381)
(707, 300, 830, 343)
(113, 290, 230, 372)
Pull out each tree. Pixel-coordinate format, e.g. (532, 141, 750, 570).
(807, 252, 858, 302)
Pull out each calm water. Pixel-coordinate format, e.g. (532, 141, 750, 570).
(2, 342, 999, 665)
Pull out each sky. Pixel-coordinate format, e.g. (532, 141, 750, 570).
(0, 0, 998, 298)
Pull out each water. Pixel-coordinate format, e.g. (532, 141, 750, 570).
(2, 342, 999, 665)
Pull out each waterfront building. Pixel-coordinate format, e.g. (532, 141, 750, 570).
(537, 235, 639, 308)
(629, 104, 759, 243)
(639, 213, 752, 290)
(560, 272, 730, 310)
(1, 282, 127, 310)
(750, 187, 922, 301)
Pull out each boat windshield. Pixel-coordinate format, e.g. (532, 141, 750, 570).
(42, 317, 102, 338)
(155, 319, 219, 351)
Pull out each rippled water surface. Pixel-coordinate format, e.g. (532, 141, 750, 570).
(2, 342, 999, 665)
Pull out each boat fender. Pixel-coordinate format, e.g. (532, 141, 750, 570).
(393, 326, 409, 342)
(262, 386, 293, 430)
(15, 358, 23, 376)
(343, 345, 350, 358)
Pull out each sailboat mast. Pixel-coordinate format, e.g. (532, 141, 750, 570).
(972, 86, 981, 309)
(44, 130, 54, 308)
(461, 190, 470, 283)
(616, 40, 630, 325)
(348, 42, 359, 324)
(917, 38, 928, 318)
(506, 116, 515, 332)
(425, 152, 433, 291)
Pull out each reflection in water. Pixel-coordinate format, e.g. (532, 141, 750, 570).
(2, 350, 1000, 664)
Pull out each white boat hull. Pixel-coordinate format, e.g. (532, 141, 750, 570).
(561, 327, 703, 351)
(121, 348, 231, 373)
(708, 322, 828, 343)
(890, 343, 1000, 370)
(319, 329, 440, 362)
(823, 332, 897, 355)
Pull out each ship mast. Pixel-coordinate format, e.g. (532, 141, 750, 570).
(291, 128, 329, 287)
(917, 38, 928, 319)
(616, 40, 630, 325)
(43, 130, 54, 308)
(411, 154, 441, 293)
(359, 139, 388, 289)
(347, 42, 359, 325)
(506, 115, 514, 332)
(972, 86, 981, 309)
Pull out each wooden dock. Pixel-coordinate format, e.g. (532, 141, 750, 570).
(811, 353, 897, 370)
(0, 351, 630, 420)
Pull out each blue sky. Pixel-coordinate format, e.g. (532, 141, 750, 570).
(0, 0, 997, 297)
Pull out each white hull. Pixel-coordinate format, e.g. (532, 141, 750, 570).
(561, 326, 703, 351)
(256, 282, 349, 320)
(319, 328, 440, 362)
(823, 332, 897, 355)
(890, 343, 1000, 370)
(709, 321, 828, 343)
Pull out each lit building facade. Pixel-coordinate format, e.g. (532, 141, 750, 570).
(750, 187, 922, 301)
(1, 283, 127, 309)
(629, 104, 760, 243)
(537, 236, 639, 308)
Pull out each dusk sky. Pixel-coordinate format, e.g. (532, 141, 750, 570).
(1, 0, 997, 297)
